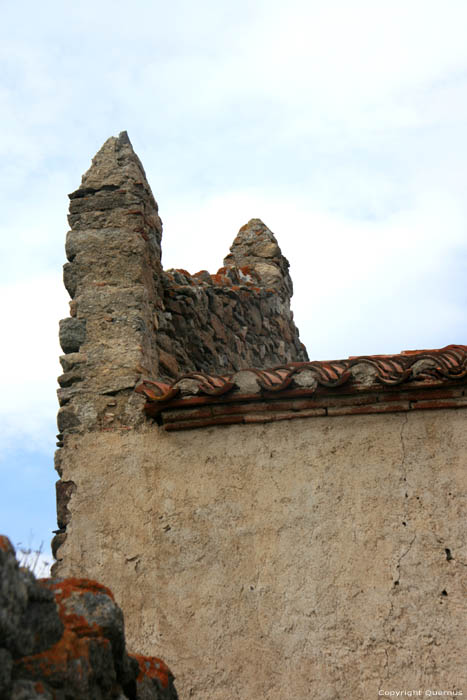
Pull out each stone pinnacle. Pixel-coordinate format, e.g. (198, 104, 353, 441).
(77, 131, 151, 193)
(224, 218, 293, 297)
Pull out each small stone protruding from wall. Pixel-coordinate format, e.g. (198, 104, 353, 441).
(0, 535, 178, 700)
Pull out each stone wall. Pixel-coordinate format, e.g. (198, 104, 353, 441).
(51, 410, 467, 699)
(0, 536, 178, 699)
(158, 215, 306, 378)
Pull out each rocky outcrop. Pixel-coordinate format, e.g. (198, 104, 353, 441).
(0, 536, 178, 699)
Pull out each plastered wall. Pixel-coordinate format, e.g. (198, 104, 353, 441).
(55, 408, 467, 699)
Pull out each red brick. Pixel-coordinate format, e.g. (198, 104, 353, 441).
(211, 402, 269, 416)
(162, 407, 212, 422)
(387, 387, 463, 402)
(307, 393, 381, 409)
(164, 415, 244, 431)
(327, 402, 410, 416)
(243, 413, 275, 424)
(410, 398, 467, 411)
(272, 409, 326, 421)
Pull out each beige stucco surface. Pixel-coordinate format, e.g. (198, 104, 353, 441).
(56, 409, 467, 699)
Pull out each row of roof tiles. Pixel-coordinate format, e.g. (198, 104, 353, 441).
(135, 345, 467, 429)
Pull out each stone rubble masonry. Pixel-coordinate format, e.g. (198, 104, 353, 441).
(54, 131, 307, 565)
(0, 535, 178, 700)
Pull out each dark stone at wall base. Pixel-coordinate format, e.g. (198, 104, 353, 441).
(10, 679, 54, 699)
(63, 262, 78, 298)
(51, 531, 66, 560)
(19, 569, 64, 655)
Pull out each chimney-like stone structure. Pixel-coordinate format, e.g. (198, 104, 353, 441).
(58, 132, 164, 433)
(54, 132, 307, 565)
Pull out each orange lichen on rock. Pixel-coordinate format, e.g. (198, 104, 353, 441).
(15, 579, 116, 683)
(5, 556, 179, 698)
(44, 577, 115, 603)
(210, 271, 231, 286)
(0, 534, 14, 553)
(58, 610, 102, 640)
(132, 653, 171, 688)
(16, 626, 95, 678)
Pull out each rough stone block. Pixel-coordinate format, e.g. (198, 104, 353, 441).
(59, 318, 86, 354)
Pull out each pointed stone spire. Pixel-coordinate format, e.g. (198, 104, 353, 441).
(67, 131, 162, 260)
(80, 131, 149, 190)
(59, 132, 165, 439)
(223, 219, 293, 298)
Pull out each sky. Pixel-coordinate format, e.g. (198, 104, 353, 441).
(1, 0, 467, 570)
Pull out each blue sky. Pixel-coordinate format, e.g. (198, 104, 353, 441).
(2, 0, 467, 567)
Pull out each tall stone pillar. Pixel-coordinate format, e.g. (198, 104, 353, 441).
(53, 132, 164, 568)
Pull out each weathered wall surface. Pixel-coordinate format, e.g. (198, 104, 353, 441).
(55, 409, 467, 699)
